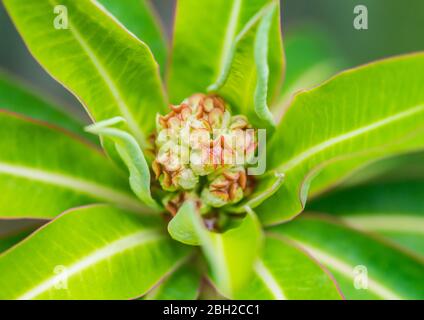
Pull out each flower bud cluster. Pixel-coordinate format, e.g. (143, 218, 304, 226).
(153, 94, 256, 211)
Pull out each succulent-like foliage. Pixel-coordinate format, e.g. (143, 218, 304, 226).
(0, 0, 423, 300)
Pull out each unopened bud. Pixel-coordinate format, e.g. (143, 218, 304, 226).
(174, 168, 198, 190)
(201, 168, 247, 207)
(153, 94, 258, 213)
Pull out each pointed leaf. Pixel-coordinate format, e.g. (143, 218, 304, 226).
(0, 205, 191, 300)
(189, 203, 263, 298)
(168, 201, 200, 246)
(208, 1, 283, 128)
(170, 202, 262, 297)
(86, 117, 160, 209)
(234, 234, 343, 299)
(169, 0, 283, 107)
(259, 53, 424, 225)
(269, 215, 424, 299)
(0, 111, 148, 219)
(96, 0, 168, 75)
(4, 0, 167, 150)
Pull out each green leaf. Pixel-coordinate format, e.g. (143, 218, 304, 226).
(270, 214, 424, 299)
(169, 0, 283, 107)
(308, 149, 424, 198)
(226, 171, 284, 213)
(234, 234, 343, 299)
(339, 151, 424, 188)
(259, 53, 424, 225)
(0, 72, 91, 141)
(144, 263, 201, 300)
(172, 202, 263, 298)
(199, 208, 263, 298)
(272, 27, 345, 122)
(307, 152, 390, 198)
(0, 205, 191, 300)
(168, 201, 200, 246)
(96, 0, 168, 75)
(0, 111, 148, 219)
(86, 117, 160, 209)
(208, 1, 283, 128)
(3, 0, 167, 150)
(309, 181, 424, 258)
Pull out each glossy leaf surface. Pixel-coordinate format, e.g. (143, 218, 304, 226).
(4, 0, 167, 149)
(260, 54, 424, 225)
(97, 0, 168, 74)
(0, 205, 191, 299)
(208, 1, 284, 128)
(270, 215, 424, 299)
(170, 202, 263, 298)
(234, 234, 343, 299)
(0, 111, 146, 218)
(169, 0, 283, 108)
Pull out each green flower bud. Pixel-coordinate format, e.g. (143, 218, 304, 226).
(201, 167, 247, 208)
(175, 168, 198, 190)
(153, 94, 257, 214)
(201, 188, 229, 208)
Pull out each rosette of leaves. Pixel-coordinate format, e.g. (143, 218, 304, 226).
(0, 0, 423, 300)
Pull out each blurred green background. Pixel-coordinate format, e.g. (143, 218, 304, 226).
(0, 0, 423, 118)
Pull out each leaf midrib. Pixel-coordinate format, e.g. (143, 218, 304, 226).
(215, 0, 242, 80)
(341, 215, 424, 234)
(48, 0, 147, 147)
(288, 239, 403, 300)
(0, 162, 149, 213)
(254, 259, 286, 299)
(209, 1, 276, 92)
(17, 229, 164, 299)
(278, 105, 424, 172)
